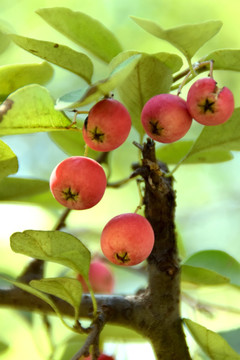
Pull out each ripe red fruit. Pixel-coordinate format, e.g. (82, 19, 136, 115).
(141, 94, 192, 143)
(186, 77, 234, 126)
(82, 98, 131, 152)
(50, 156, 106, 210)
(77, 259, 114, 294)
(101, 213, 154, 266)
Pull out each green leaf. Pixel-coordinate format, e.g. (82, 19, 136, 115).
(109, 51, 173, 135)
(10, 35, 93, 84)
(181, 265, 229, 286)
(36, 7, 122, 63)
(154, 52, 183, 73)
(220, 328, 240, 354)
(0, 275, 67, 327)
(184, 318, 240, 359)
(173, 108, 240, 170)
(0, 84, 71, 135)
(10, 230, 90, 278)
(0, 177, 49, 201)
(156, 141, 233, 165)
(49, 131, 98, 158)
(30, 277, 82, 320)
(185, 250, 240, 286)
(0, 341, 8, 354)
(131, 17, 222, 59)
(0, 22, 11, 55)
(203, 49, 240, 72)
(186, 108, 240, 159)
(0, 61, 54, 100)
(55, 54, 141, 110)
(0, 139, 18, 179)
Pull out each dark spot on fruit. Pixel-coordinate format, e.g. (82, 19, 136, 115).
(198, 98, 216, 114)
(90, 126, 105, 143)
(62, 187, 78, 201)
(149, 120, 163, 135)
(54, 43, 59, 48)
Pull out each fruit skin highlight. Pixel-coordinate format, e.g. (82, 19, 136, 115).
(77, 259, 114, 294)
(141, 94, 192, 143)
(82, 98, 132, 152)
(50, 156, 107, 210)
(101, 213, 155, 266)
(186, 77, 234, 126)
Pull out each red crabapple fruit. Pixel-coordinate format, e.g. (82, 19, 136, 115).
(141, 94, 192, 143)
(77, 259, 114, 294)
(101, 213, 154, 266)
(186, 77, 234, 126)
(82, 98, 131, 151)
(50, 156, 106, 210)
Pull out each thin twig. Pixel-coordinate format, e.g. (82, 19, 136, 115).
(71, 313, 107, 360)
(53, 208, 71, 231)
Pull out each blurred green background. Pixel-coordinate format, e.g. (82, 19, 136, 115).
(0, 0, 240, 359)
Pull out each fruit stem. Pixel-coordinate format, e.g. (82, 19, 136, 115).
(172, 59, 215, 93)
(134, 178, 144, 213)
(84, 144, 89, 157)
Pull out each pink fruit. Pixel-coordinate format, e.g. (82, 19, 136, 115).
(101, 213, 154, 266)
(77, 259, 114, 294)
(141, 94, 192, 143)
(50, 156, 106, 210)
(82, 98, 131, 152)
(186, 77, 234, 126)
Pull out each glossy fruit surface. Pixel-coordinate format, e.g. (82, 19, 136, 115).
(82, 98, 131, 151)
(101, 213, 154, 266)
(186, 77, 234, 125)
(50, 156, 106, 210)
(141, 94, 192, 143)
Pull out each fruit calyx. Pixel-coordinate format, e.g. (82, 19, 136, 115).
(115, 251, 130, 264)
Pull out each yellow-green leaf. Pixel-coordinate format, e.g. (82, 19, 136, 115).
(0, 178, 49, 201)
(109, 51, 173, 135)
(0, 61, 54, 100)
(0, 84, 71, 135)
(131, 17, 222, 59)
(10, 34, 93, 83)
(156, 141, 233, 165)
(55, 54, 141, 110)
(181, 265, 229, 287)
(10, 230, 90, 278)
(184, 319, 240, 359)
(30, 277, 82, 321)
(0, 140, 18, 179)
(36, 7, 122, 63)
(203, 49, 240, 72)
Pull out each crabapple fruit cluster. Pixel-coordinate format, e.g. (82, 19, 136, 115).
(77, 259, 114, 294)
(49, 96, 156, 281)
(141, 77, 234, 143)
